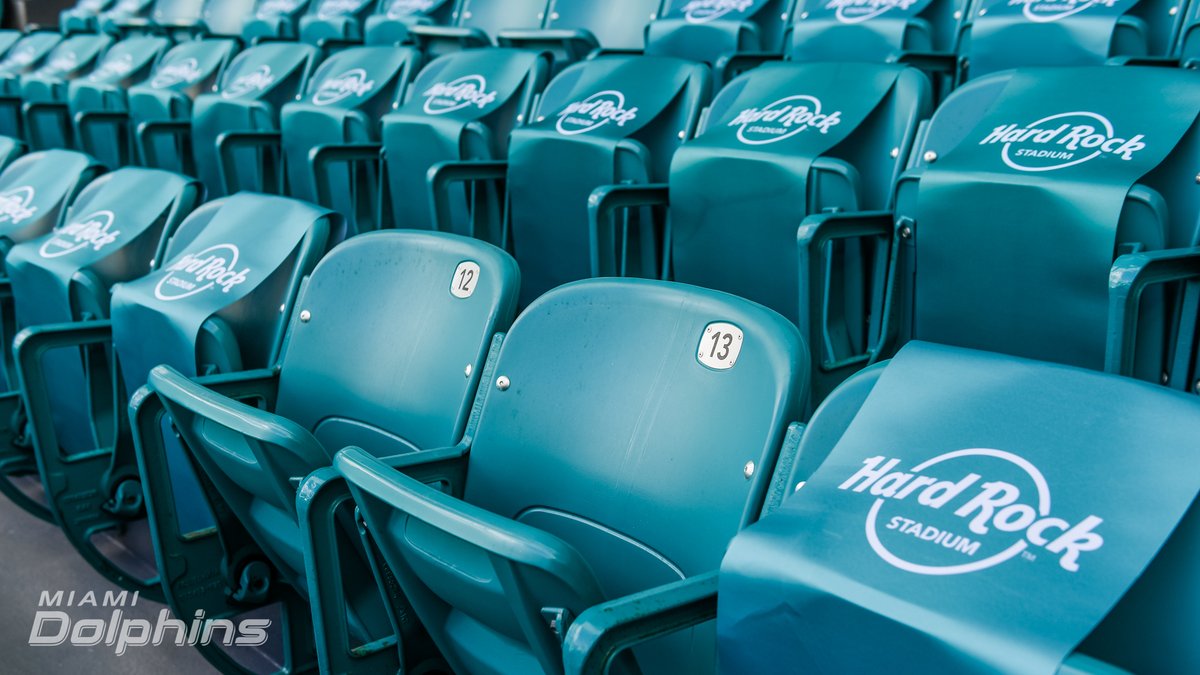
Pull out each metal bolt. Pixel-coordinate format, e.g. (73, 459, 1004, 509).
(743, 461, 755, 479)
(551, 11, 560, 19)
(1162, 372, 1170, 385)
(537, 116, 545, 122)
(279, 304, 286, 313)
(1170, 6, 1178, 15)
(890, 147, 900, 159)
(978, 8, 987, 15)
(794, 481, 806, 492)
(464, 364, 473, 378)
(1194, 379, 1199, 394)
(923, 150, 938, 163)
(899, 224, 913, 239)
(516, 114, 524, 123)
(953, 10, 962, 19)
(299, 310, 311, 323)
(496, 375, 510, 391)
(781, 12, 789, 19)
(799, 11, 808, 19)
(537, 11, 544, 19)
(1194, 172, 1200, 184)
(677, 131, 686, 140)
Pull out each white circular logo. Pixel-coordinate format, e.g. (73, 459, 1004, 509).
(827, 0, 918, 23)
(0, 186, 38, 225)
(1016, 0, 1113, 23)
(981, 111, 1146, 172)
(731, 95, 842, 145)
(151, 57, 204, 89)
(221, 65, 275, 99)
(682, 0, 756, 23)
(555, 90, 638, 135)
(387, 0, 435, 18)
(422, 75, 497, 115)
(40, 210, 120, 259)
(311, 68, 376, 106)
(154, 244, 251, 301)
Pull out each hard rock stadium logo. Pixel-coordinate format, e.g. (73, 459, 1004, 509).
(1006, 0, 1121, 22)
(311, 68, 376, 106)
(683, 0, 757, 23)
(154, 244, 251, 301)
(221, 65, 275, 99)
(555, 91, 639, 135)
(40, 210, 121, 259)
(0, 186, 38, 226)
(824, 0, 921, 23)
(729, 95, 843, 144)
(422, 75, 498, 115)
(978, 111, 1146, 172)
(151, 58, 204, 89)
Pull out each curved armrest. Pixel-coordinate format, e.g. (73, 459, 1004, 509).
(497, 29, 600, 63)
(217, 129, 282, 196)
(75, 109, 131, 165)
(1105, 55, 1179, 67)
(1105, 246, 1200, 388)
(310, 142, 382, 222)
(891, 50, 958, 73)
(562, 571, 718, 675)
(587, 183, 669, 277)
(137, 119, 191, 170)
(427, 160, 508, 234)
(409, 25, 492, 50)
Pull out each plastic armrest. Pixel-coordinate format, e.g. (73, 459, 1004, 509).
(562, 571, 718, 675)
(891, 50, 958, 74)
(310, 142, 382, 216)
(797, 211, 897, 371)
(1058, 653, 1133, 675)
(1106, 246, 1200, 382)
(138, 119, 191, 170)
(587, 183, 669, 277)
(714, 51, 780, 87)
(376, 443, 470, 497)
(314, 37, 364, 51)
(427, 160, 508, 234)
(409, 25, 491, 49)
(1105, 55, 1180, 67)
(75, 109, 130, 162)
(217, 129, 282, 196)
(497, 29, 599, 62)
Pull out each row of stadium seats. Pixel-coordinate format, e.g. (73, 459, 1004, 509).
(0, 2, 1194, 675)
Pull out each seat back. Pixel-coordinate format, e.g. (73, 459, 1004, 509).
(408, 0, 548, 55)
(342, 277, 807, 675)
(892, 67, 1200, 381)
(506, 55, 710, 305)
(539, 0, 664, 50)
(110, 192, 337, 531)
(96, 0, 157, 33)
(22, 33, 112, 82)
(277, 45, 418, 232)
(146, 0, 208, 28)
(0, 150, 103, 390)
(364, 0, 457, 45)
(667, 62, 928, 324)
(381, 47, 549, 236)
(957, 0, 1185, 80)
(299, 0, 377, 43)
(190, 42, 319, 195)
(0, 34, 62, 78)
(61, 0, 118, 35)
(242, 0, 313, 41)
(78, 35, 169, 89)
(645, 0, 793, 63)
(787, 0, 967, 60)
(200, 0, 259, 37)
(6, 168, 200, 456)
(17, 34, 114, 148)
(719, 340, 1200, 674)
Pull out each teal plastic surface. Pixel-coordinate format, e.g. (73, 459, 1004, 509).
(61, 0, 119, 35)
(242, 0, 313, 41)
(719, 341, 1200, 674)
(646, 0, 792, 64)
(299, 0, 376, 44)
(18, 34, 112, 148)
(408, 0, 547, 56)
(381, 47, 548, 234)
(505, 55, 709, 304)
(338, 276, 808, 675)
(364, 0, 456, 45)
(788, 0, 965, 59)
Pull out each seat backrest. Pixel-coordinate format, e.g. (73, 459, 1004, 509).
(79, 34, 169, 86)
(344, 277, 806, 675)
(0, 33, 63, 76)
(380, 47, 550, 234)
(719, 340, 1200, 675)
(787, 0, 967, 60)
(451, 0, 548, 36)
(645, 0, 794, 63)
(667, 61, 929, 324)
(540, 0, 664, 50)
(506, 55, 710, 304)
(299, 0, 377, 43)
(957, 0, 1185, 80)
(201, 0, 259, 36)
(147, 0, 207, 26)
(242, 0, 313, 41)
(190, 42, 319, 195)
(893, 67, 1200, 380)
(364, 0, 457, 45)
(25, 33, 113, 81)
(61, 0, 118, 35)
(0, 151, 104, 250)
(278, 45, 419, 230)
(5, 168, 201, 456)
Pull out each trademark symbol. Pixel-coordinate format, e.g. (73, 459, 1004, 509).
(1021, 551, 1037, 562)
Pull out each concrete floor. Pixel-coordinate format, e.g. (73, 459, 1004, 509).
(0, 492, 216, 674)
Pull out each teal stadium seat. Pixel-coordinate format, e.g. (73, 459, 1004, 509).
(365, 0, 457, 46)
(0, 167, 196, 522)
(0, 33, 64, 138)
(718, 341, 1200, 675)
(298, 0, 379, 45)
(589, 61, 930, 329)
(497, 0, 665, 69)
(645, 0, 794, 66)
(407, 0, 548, 57)
(955, 0, 1188, 81)
(61, 0, 121, 35)
(1, 34, 111, 141)
(93, 0, 158, 35)
(242, 0, 314, 42)
(431, 55, 709, 305)
(799, 66, 1200, 398)
(221, 45, 419, 233)
(787, 0, 967, 61)
(13, 193, 337, 614)
(332, 277, 808, 675)
(160, 41, 318, 194)
(100, 0, 206, 39)
(143, 230, 520, 673)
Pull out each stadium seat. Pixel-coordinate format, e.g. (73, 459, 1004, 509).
(298, 0, 378, 45)
(407, 0, 547, 57)
(645, 0, 794, 66)
(496, 0, 664, 68)
(153, 41, 317, 194)
(143, 229, 520, 673)
(365, 0, 456, 46)
(100, 0, 206, 38)
(0, 167, 197, 521)
(330, 276, 809, 675)
(1178, 0, 1200, 66)
(15, 32, 115, 145)
(589, 61, 931, 327)
(366, 47, 549, 236)
(799, 66, 1200, 398)
(431, 55, 709, 305)
(242, 0, 314, 42)
(61, 0, 121, 36)
(717, 340, 1200, 675)
(956, 0, 1188, 81)
(786, 0, 966, 62)
(219, 45, 419, 233)
(88, 0, 157, 36)
(0, 33, 106, 140)
(13, 192, 337, 605)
